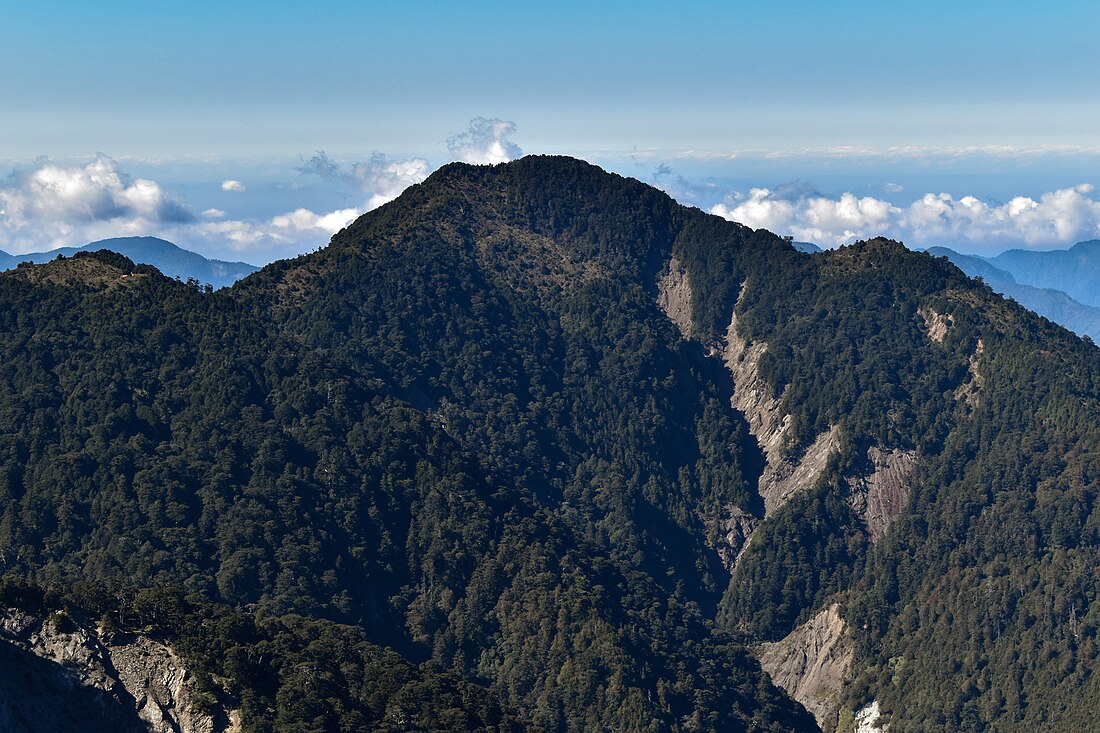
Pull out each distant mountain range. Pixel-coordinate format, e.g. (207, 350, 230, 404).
(926, 245, 1100, 341)
(0, 236, 258, 289)
(987, 240, 1100, 308)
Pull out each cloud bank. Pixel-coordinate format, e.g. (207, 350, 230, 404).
(0, 154, 195, 253)
(711, 184, 1100, 250)
(0, 155, 356, 261)
(447, 117, 523, 165)
(298, 151, 431, 209)
(0, 117, 524, 262)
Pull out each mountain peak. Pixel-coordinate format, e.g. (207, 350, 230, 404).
(5, 249, 144, 288)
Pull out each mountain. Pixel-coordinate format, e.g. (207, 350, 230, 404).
(986, 240, 1100, 308)
(2, 157, 1100, 732)
(0, 236, 258, 289)
(927, 246, 1100, 341)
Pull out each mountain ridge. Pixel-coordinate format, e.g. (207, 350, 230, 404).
(2, 156, 1100, 732)
(988, 239, 1100, 307)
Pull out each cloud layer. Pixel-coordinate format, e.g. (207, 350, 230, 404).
(298, 151, 431, 209)
(0, 155, 358, 261)
(0, 154, 194, 253)
(8, 129, 1095, 267)
(0, 118, 524, 262)
(711, 184, 1100, 250)
(447, 117, 523, 165)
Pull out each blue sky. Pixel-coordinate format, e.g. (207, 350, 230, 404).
(3, 1, 1100, 262)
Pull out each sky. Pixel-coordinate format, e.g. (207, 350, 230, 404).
(2, 0, 1100, 263)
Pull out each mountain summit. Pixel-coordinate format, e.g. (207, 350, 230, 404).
(2, 156, 1099, 732)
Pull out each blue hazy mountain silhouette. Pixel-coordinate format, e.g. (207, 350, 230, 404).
(0, 236, 258, 289)
(927, 245, 1100, 341)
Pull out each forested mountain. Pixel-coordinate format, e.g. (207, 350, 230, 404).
(2, 157, 1100, 732)
(0, 236, 258, 289)
(927, 246, 1100, 341)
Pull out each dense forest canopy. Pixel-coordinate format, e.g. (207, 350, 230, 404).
(1, 157, 1099, 732)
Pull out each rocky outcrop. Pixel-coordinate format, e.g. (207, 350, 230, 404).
(0, 608, 238, 733)
(853, 699, 888, 732)
(919, 307, 953, 343)
(761, 424, 841, 515)
(717, 504, 760, 570)
(657, 256, 693, 338)
(723, 312, 789, 462)
(757, 604, 853, 731)
(723, 312, 840, 516)
(848, 447, 918, 543)
(954, 338, 984, 407)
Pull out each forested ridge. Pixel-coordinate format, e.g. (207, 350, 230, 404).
(1, 157, 1099, 732)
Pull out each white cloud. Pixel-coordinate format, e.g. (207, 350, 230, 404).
(446, 117, 522, 165)
(221, 179, 246, 192)
(189, 206, 361, 259)
(0, 154, 193, 253)
(0, 155, 359, 262)
(298, 152, 431, 209)
(884, 182, 905, 193)
(710, 183, 1100, 250)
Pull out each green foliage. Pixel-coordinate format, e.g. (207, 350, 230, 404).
(0, 157, 814, 732)
(3, 156, 1099, 732)
(721, 485, 868, 640)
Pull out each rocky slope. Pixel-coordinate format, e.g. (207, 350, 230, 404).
(0, 608, 237, 733)
(758, 604, 853, 731)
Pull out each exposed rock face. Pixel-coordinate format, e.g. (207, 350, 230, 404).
(723, 312, 840, 516)
(954, 338, 984, 407)
(657, 256, 693, 338)
(919, 307, 953, 343)
(853, 699, 888, 732)
(717, 504, 760, 570)
(0, 608, 238, 733)
(723, 312, 789, 461)
(761, 424, 841, 515)
(660, 287, 841, 570)
(848, 447, 918, 543)
(757, 604, 853, 731)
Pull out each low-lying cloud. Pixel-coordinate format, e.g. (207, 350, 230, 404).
(0, 154, 193, 252)
(192, 207, 361, 260)
(711, 184, 1100, 250)
(447, 117, 522, 165)
(297, 152, 431, 209)
(0, 155, 358, 261)
(0, 117, 526, 262)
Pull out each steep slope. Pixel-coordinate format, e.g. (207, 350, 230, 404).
(2, 156, 1100, 732)
(0, 606, 238, 733)
(928, 246, 1100, 340)
(695, 238, 1100, 731)
(0, 236, 258, 288)
(0, 158, 814, 731)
